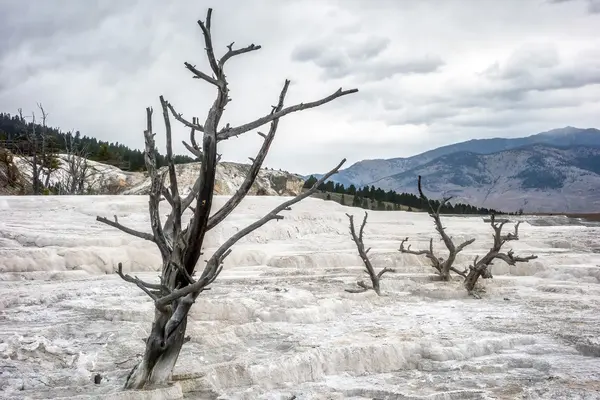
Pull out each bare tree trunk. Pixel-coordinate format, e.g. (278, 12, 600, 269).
(125, 307, 188, 389)
(96, 8, 357, 389)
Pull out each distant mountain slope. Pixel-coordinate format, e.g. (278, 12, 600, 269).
(312, 127, 600, 188)
(374, 144, 600, 213)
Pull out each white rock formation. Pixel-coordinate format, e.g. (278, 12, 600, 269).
(0, 196, 599, 399)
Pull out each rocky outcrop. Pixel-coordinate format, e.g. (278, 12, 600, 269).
(1, 154, 304, 197)
(123, 161, 304, 196)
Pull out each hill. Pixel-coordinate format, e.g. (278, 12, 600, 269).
(310, 127, 600, 188)
(375, 144, 600, 213)
(308, 127, 600, 212)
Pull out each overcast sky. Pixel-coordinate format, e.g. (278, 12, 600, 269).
(1, 0, 599, 174)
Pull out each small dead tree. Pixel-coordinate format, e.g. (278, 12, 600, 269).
(96, 8, 357, 389)
(14, 104, 57, 194)
(345, 212, 395, 295)
(58, 131, 93, 194)
(465, 214, 537, 297)
(399, 176, 475, 280)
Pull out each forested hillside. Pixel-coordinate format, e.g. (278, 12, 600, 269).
(303, 176, 505, 215)
(0, 112, 195, 171)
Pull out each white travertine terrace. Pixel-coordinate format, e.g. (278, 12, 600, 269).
(1, 195, 599, 399)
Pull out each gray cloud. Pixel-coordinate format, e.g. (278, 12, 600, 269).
(0, 0, 599, 175)
(0, 1, 133, 54)
(547, 0, 600, 13)
(291, 37, 443, 81)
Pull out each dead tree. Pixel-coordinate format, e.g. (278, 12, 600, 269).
(345, 212, 395, 295)
(95, 8, 357, 390)
(59, 131, 93, 194)
(465, 214, 537, 296)
(399, 176, 475, 280)
(14, 104, 57, 194)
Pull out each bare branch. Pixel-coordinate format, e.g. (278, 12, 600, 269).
(183, 62, 220, 86)
(142, 107, 171, 260)
(217, 87, 359, 141)
(220, 42, 261, 66)
(96, 215, 155, 243)
(165, 102, 204, 131)
(160, 96, 182, 239)
(449, 266, 467, 278)
(197, 9, 220, 76)
(456, 238, 476, 253)
(377, 267, 395, 279)
(207, 80, 290, 230)
(116, 263, 160, 302)
(345, 286, 369, 294)
(182, 141, 202, 159)
(399, 237, 433, 256)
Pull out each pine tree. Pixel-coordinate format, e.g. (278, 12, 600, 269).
(303, 175, 318, 189)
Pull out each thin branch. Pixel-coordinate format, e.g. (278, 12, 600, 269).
(449, 266, 467, 278)
(165, 102, 204, 131)
(345, 286, 369, 294)
(96, 215, 155, 243)
(182, 141, 202, 158)
(184, 62, 220, 86)
(219, 42, 262, 66)
(377, 267, 395, 279)
(116, 263, 159, 302)
(399, 237, 442, 273)
(217, 87, 359, 141)
(197, 9, 220, 76)
(456, 238, 476, 253)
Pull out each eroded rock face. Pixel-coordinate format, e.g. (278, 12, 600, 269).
(124, 161, 304, 197)
(3, 155, 303, 197)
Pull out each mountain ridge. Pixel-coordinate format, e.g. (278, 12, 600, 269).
(376, 143, 600, 213)
(308, 127, 600, 213)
